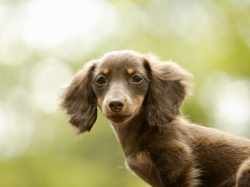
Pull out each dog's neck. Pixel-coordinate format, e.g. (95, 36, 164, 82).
(111, 113, 148, 157)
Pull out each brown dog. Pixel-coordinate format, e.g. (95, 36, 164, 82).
(59, 50, 250, 187)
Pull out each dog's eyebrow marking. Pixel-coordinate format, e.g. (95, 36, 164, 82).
(127, 68, 134, 74)
(102, 68, 110, 75)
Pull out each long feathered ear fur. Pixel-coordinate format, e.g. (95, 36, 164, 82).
(59, 60, 98, 134)
(143, 54, 193, 126)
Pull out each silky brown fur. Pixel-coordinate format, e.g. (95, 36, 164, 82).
(59, 50, 250, 187)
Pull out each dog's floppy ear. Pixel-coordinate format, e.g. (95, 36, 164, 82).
(143, 54, 193, 126)
(59, 60, 98, 134)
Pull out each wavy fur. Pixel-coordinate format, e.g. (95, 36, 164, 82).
(59, 50, 250, 187)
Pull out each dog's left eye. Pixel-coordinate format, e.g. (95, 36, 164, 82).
(132, 75, 143, 83)
(96, 76, 107, 85)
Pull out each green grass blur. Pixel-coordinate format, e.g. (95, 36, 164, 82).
(0, 0, 250, 186)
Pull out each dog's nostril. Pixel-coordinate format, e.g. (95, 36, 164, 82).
(108, 99, 124, 112)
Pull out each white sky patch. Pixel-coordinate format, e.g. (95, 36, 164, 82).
(216, 81, 250, 124)
(214, 80, 250, 135)
(0, 100, 34, 161)
(21, 0, 118, 47)
(198, 72, 250, 136)
(147, 0, 228, 43)
(0, 104, 7, 134)
(30, 57, 73, 112)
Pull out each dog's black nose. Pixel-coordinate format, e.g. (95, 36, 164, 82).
(108, 99, 124, 112)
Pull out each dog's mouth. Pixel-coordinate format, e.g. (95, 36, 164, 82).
(106, 114, 132, 123)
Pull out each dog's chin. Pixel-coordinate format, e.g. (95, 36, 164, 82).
(106, 114, 133, 124)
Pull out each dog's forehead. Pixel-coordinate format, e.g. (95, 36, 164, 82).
(96, 52, 145, 74)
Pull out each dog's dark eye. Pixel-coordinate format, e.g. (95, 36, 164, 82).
(132, 75, 143, 83)
(96, 76, 107, 85)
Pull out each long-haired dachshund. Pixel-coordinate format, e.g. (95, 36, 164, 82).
(59, 50, 250, 187)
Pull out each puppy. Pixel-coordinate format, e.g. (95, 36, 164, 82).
(59, 50, 250, 187)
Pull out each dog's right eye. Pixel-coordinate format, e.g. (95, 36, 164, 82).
(96, 76, 107, 85)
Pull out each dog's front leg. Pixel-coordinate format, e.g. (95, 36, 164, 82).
(126, 152, 163, 187)
(151, 141, 200, 187)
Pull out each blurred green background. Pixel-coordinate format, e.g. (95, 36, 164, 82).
(0, 0, 250, 186)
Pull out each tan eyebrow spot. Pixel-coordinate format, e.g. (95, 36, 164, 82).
(102, 68, 110, 75)
(127, 68, 134, 74)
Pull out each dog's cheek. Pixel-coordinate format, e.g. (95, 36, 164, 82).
(134, 95, 145, 108)
(97, 98, 103, 108)
(132, 81, 149, 96)
(92, 85, 106, 106)
(99, 96, 109, 115)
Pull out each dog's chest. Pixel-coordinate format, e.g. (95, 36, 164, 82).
(125, 151, 153, 172)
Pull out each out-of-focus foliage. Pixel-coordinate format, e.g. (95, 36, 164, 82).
(0, 0, 250, 186)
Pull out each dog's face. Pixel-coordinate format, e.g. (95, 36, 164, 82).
(59, 50, 192, 133)
(92, 52, 149, 124)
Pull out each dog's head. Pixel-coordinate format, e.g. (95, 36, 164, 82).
(59, 50, 192, 134)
